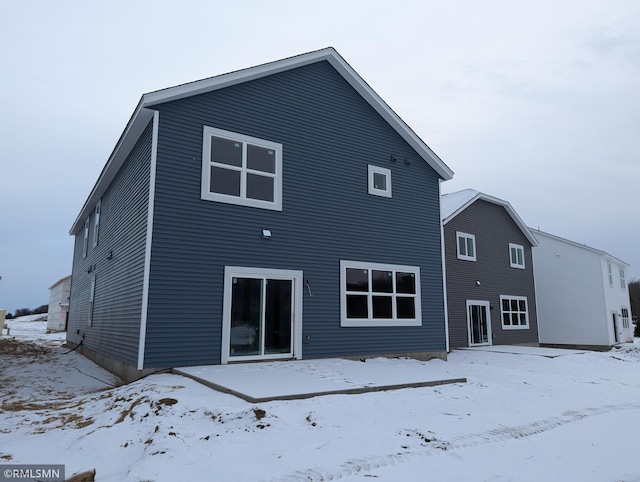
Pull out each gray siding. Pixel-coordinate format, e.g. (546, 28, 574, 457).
(143, 60, 446, 367)
(67, 121, 152, 365)
(445, 200, 538, 348)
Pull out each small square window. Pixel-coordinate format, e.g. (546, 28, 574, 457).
(368, 165, 392, 198)
(509, 243, 525, 269)
(456, 232, 476, 261)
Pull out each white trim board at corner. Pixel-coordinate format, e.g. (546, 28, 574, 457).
(174, 358, 466, 403)
(460, 345, 587, 357)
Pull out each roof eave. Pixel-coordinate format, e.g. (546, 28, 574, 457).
(142, 47, 454, 180)
(69, 47, 454, 235)
(69, 101, 155, 235)
(443, 192, 538, 247)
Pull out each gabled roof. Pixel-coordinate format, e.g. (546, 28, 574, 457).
(441, 188, 538, 246)
(48, 274, 72, 290)
(529, 228, 629, 267)
(70, 47, 453, 234)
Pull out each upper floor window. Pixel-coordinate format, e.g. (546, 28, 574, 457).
(340, 260, 421, 327)
(82, 218, 90, 259)
(92, 199, 101, 248)
(201, 126, 282, 211)
(608, 262, 613, 286)
(456, 232, 476, 261)
(509, 243, 525, 269)
(500, 295, 529, 329)
(619, 267, 626, 289)
(368, 165, 392, 198)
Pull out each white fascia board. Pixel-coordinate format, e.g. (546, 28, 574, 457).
(69, 102, 154, 235)
(530, 229, 629, 266)
(141, 47, 454, 181)
(442, 190, 538, 247)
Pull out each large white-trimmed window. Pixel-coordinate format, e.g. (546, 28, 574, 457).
(92, 199, 101, 248)
(509, 243, 525, 269)
(340, 260, 421, 327)
(619, 267, 626, 289)
(201, 126, 283, 211)
(456, 232, 476, 261)
(368, 165, 392, 198)
(500, 295, 529, 329)
(82, 217, 90, 259)
(621, 307, 630, 329)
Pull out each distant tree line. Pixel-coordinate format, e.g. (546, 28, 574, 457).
(630, 279, 640, 337)
(4, 305, 48, 319)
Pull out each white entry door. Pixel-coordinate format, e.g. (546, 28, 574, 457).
(222, 267, 303, 364)
(467, 300, 492, 346)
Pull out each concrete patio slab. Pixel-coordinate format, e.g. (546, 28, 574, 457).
(173, 357, 466, 403)
(459, 345, 587, 357)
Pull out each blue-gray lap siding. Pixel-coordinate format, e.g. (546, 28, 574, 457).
(142, 60, 446, 368)
(444, 200, 539, 349)
(67, 121, 152, 365)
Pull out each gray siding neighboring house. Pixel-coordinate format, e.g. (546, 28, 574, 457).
(67, 48, 454, 381)
(441, 189, 539, 349)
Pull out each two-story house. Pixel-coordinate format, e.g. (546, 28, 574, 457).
(441, 189, 539, 349)
(67, 48, 454, 381)
(531, 229, 633, 348)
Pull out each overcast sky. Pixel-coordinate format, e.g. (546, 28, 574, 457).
(1, 0, 638, 312)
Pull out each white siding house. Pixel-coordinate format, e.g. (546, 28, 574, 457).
(47, 275, 71, 332)
(531, 229, 633, 348)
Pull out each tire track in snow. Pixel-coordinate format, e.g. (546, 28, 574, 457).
(268, 402, 640, 481)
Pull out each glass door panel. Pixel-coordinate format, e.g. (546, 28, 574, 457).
(469, 303, 489, 345)
(264, 279, 293, 354)
(230, 278, 262, 356)
(229, 276, 293, 358)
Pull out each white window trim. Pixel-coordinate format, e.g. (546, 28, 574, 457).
(221, 266, 303, 364)
(456, 232, 476, 261)
(608, 262, 613, 287)
(621, 307, 630, 329)
(87, 275, 96, 327)
(509, 243, 525, 269)
(201, 126, 283, 211)
(619, 266, 626, 289)
(340, 260, 421, 327)
(500, 295, 530, 330)
(82, 218, 90, 259)
(368, 165, 392, 198)
(92, 198, 101, 248)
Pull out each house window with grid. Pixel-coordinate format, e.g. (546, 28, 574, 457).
(500, 295, 529, 329)
(340, 260, 421, 327)
(509, 243, 525, 269)
(619, 267, 626, 289)
(456, 232, 476, 261)
(201, 126, 282, 211)
(621, 308, 630, 329)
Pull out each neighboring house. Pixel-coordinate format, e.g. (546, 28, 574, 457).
(441, 189, 539, 349)
(531, 229, 633, 348)
(47, 275, 72, 332)
(67, 47, 454, 381)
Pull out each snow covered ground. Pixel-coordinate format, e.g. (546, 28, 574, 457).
(1, 315, 640, 481)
